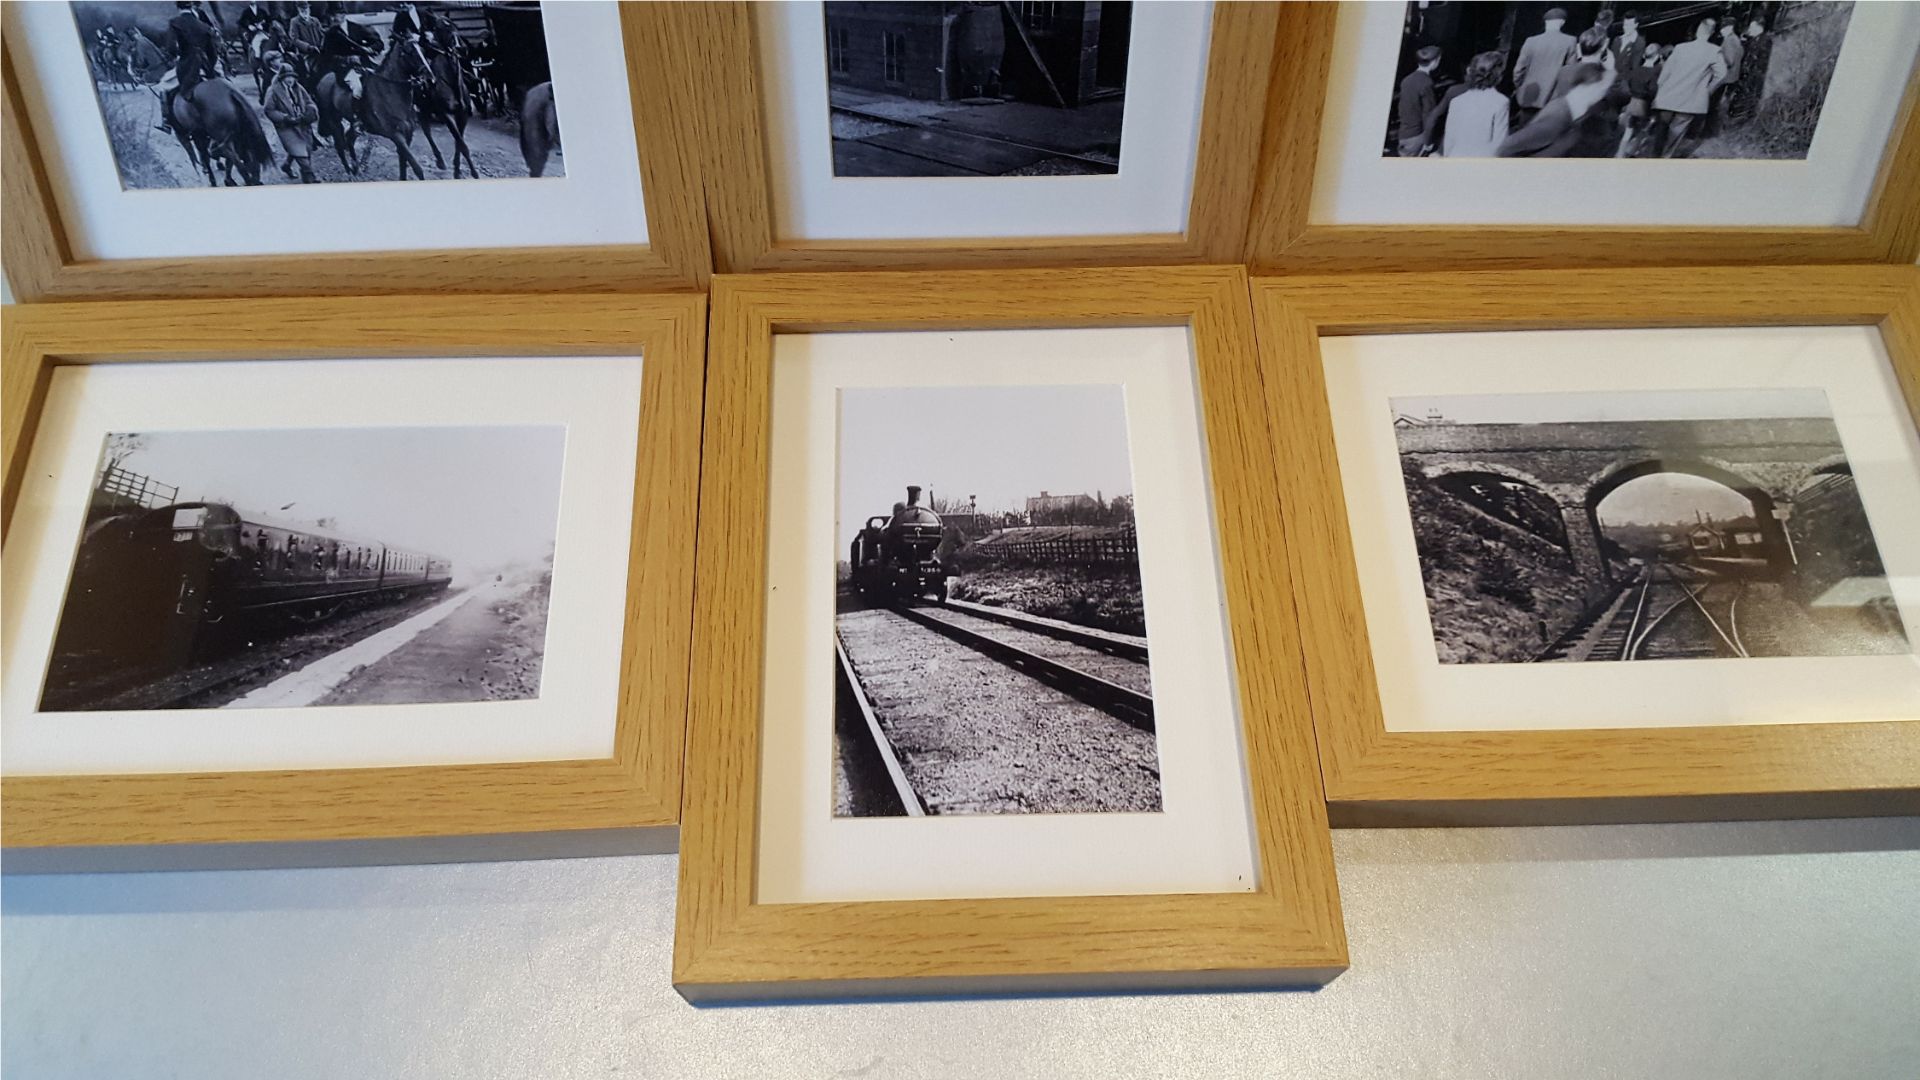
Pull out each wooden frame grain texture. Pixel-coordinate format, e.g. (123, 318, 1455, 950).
(1252, 264, 1920, 828)
(0, 293, 706, 871)
(675, 266, 1345, 1001)
(1246, 4, 1920, 272)
(689, 2, 1275, 274)
(0, 4, 711, 302)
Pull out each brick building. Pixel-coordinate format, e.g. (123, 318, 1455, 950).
(825, 2, 1131, 108)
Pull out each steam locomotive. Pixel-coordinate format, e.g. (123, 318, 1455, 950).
(52, 501, 452, 669)
(849, 485, 951, 603)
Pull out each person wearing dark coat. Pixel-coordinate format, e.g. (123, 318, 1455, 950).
(170, 2, 219, 86)
(1614, 10, 1649, 74)
(1497, 63, 1610, 157)
(235, 2, 272, 40)
(1727, 17, 1772, 124)
(320, 13, 378, 78)
(157, 1, 218, 134)
(1396, 46, 1442, 156)
(1616, 43, 1665, 157)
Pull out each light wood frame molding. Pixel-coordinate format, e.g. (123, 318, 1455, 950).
(1, 4, 711, 302)
(675, 266, 1345, 1001)
(689, 2, 1276, 274)
(0, 293, 707, 871)
(1246, 4, 1920, 272)
(1252, 264, 1920, 827)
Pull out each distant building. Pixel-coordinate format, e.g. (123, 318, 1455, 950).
(824, 2, 1132, 107)
(1026, 490, 1099, 523)
(1688, 524, 1726, 554)
(1393, 407, 1451, 427)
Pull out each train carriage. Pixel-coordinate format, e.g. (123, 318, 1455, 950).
(51, 501, 452, 671)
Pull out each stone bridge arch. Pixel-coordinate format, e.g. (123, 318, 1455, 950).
(1581, 456, 1795, 576)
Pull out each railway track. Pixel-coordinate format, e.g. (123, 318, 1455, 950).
(1535, 562, 1748, 663)
(829, 103, 1119, 176)
(37, 590, 452, 711)
(833, 601, 1157, 817)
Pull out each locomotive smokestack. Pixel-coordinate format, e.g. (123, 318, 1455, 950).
(906, 485, 922, 507)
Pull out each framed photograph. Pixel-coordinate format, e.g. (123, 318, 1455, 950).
(1, 292, 706, 870)
(1249, 3, 1920, 271)
(1253, 264, 1920, 826)
(691, 2, 1277, 273)
(675, 267, 1345, 999)
(2, 2, 709, 301)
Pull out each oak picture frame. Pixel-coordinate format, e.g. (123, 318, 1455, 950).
(674, 266, 1346, 1001)
(1246, 4, 1920, 273)
(689, 2, 1277, 274)
(1252, 264, 1920, 828)
(0, 3, 711, 302)
(0, 292, 707, 871)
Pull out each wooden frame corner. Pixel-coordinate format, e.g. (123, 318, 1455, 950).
(675, 265, 1345, 1000)
(1251, 264, 1920, 827)
(1, 292, 707, 870)
(1, 3, 710, 301)
(1246, 5, 1920, 272)
(690, 2, 1275, 274)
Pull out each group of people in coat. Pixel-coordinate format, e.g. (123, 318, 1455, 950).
(1395, 7, 1775, 160)
(149, 1, 456, 185)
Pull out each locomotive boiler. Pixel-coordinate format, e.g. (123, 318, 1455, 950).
(51, 501, 452, 670)
(849, 485, 952, 603)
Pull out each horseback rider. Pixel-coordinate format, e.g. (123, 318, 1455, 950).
(320, 10, 378, 82)
(234, 1, 271, 42)
(390, 3, 445, 52)
(156, 1, 219, 135)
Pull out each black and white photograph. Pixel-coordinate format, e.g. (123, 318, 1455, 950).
(38, 425, 565, 712)
(822, 1, 1130, 177)
(832, 384, 1159, 817)
(1392, 388, 1909, 665)
(70, 1, 564, 188)
(1384, 1, 1854, 159)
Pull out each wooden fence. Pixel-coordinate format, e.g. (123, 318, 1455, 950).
(963, 532, 1138, 567)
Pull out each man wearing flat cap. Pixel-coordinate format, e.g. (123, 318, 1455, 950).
(1512, 6, 1577, 125)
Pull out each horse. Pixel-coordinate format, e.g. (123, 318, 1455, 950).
(413, 41, 479, 178)
(169, 78, 272, 187)
(352, 43, 431, 181)
(519, 81, 559, 178)
(314, 70, 362, 176)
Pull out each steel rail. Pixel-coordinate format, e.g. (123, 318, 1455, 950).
(890, 604, 1155, 733)
(1616, 567, 1656, 661)
(827, 103, 1122, 173)
(1628, 564, 1701, 660)
(834, 636, 924, 818)
(1679, 578, 1748, 658)
(942, 598, 1149, 663)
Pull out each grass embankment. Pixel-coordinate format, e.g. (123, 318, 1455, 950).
(482, 571, 551, 699)
(1403, 466, 1590, 664)
(1694, 3, 1852, 160)
(948, 564, 1146, 637)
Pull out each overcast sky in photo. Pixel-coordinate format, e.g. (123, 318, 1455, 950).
(97, 426, 565, 575)
(1596, 473, 1758, 527)
(836, 384, 1135, 550)
(1390, 388, 1835, 425)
